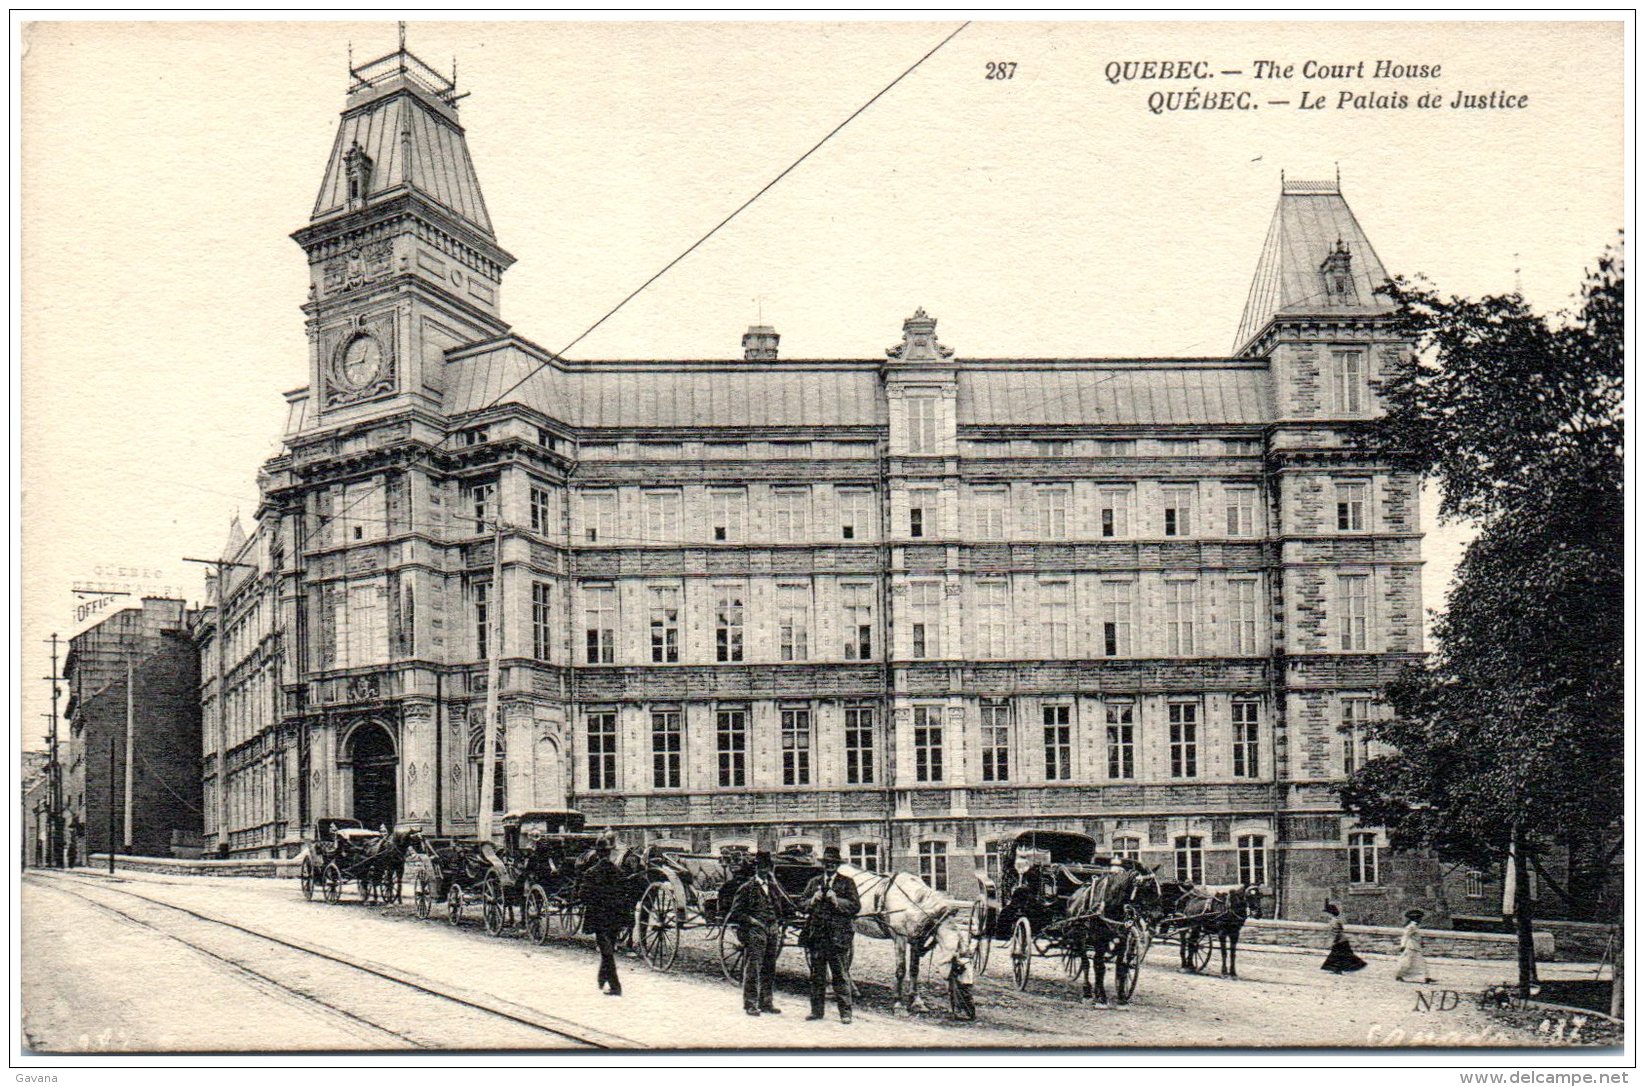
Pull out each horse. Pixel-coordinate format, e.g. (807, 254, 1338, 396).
(840, 864, 977, 1019)
(1163, 882, 1262, 978)
(360, 825, 423, 904)
(1064, 865, 1163, 1007)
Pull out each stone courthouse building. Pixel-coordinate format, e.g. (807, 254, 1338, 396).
(215, 40, 1432, 921)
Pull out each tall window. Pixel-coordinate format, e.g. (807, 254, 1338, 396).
(470, 725, 507, 814)
(780, 704, 812, 786)
(1237, 834, 1268, 887)
(714, 583, 745, 663)
(1163, 485, 1196, 538)
(1225, 485, 1258, 537)
(584, 585, 615, 664)
(1335, 481, 1369, 532)
(1173, 835, 1205, 885)
(1042, 703, 1072, 781)
(1100, 579, 1133, 657)
(651, 708, 682, 789)
(530, 484, 556, 536)
(841, 582, 874, 660)
(531, 581, 553, 661)
(1464, 870, 1486, 899)
(1039, 580, 1071, 657)
(462, 481, 496, 534)
(974, 486, 1007, 540)
(908, 488, 937, 539)
(838, 488, 874, 542)
(982, 839, 1006, 884)
(649, 585, 680, 663)
(1169, 701, 1199, 778)
(777, 584, 810, 662)
(1332, 348, 1366, 415)
(844, 703, 876, 785)
(847, 841, 882, 872)
(771, 487, 810, 542)
(974, 580, 1009, 658)
(586, 711, 617, 791)
(913, 706, 944, 783)
(907, 394, 939, 454)
(709, 487, 746, 543)
(1232, 699, 1261, 778)
(643, 489, 682, 544)
(1165, 579, 1197, 655)
(1111, 835, 1142, 863)
(1099, 485, 1134, 539)
(910, 580, 942, 658)
(472, 581, 491, 660)
(1338, 574, 1369, 650)
(918, 841, 950, 892)
(1347, 831, 1379, 885)
(1105, 699, 1135, 779)
(1341, 696, 1371, 776)
(1035, 485, 1070, 539)
(1228, 578, 1260, 655)
(980, 698, 1011, 783)
(716, 706, 748, 788)
(580, 489, 617, 544)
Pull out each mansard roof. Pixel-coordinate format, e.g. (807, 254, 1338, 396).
(311, 47, 494, 238)
(1233, 178, 1392, 355)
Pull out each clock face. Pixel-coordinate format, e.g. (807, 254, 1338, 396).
(341, 336, 382, 388)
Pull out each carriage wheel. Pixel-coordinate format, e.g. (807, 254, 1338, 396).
(322, 862, 342, 905)
(970, 899, 993, 976)
(636, 884, 681, 971)
(482, 875, 507, 937)
(384, 869, 403, 905)
(551, 901, 585, 938)
(447, 883, 465, 925)
(1009, 916, 1034, 991)
(524, 885, 551, 945)
(719, 924, 747, 983)
(1182, 929, 1212, 974)
(1116, 922, 1149, 1003)
(415, 876, 433, 920)
(300, 862, 315, 901)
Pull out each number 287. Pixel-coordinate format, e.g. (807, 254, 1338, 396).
(985, 61, 1018, 80)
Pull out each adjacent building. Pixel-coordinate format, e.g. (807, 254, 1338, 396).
(21, 751, 50, 868)
(65, 598, 202, 860)
(214, 39, 1432, 922)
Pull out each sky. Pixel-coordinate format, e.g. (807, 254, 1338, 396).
(17, 17, 1625, 751)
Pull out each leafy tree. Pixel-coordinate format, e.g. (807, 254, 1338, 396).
(1339, 243, 1623, 990)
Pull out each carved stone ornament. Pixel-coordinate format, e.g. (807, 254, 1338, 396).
(321, 239, 394, 297)
(322, 311, 397, 408)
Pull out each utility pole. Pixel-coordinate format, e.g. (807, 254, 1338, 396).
(183, 555, 257, 858)
(124, 655, 135, 850)
(107, 737, 116, 875)
(44, 634, 64, 868)
(476, 520, 504, 841)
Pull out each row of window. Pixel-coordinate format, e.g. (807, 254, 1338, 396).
(579, 697, 1270, 791)
(460, 478, 1377, 546)
(480, 435, 1271, 461)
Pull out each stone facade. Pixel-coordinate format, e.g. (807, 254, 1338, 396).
(210, 41, 1433, 922)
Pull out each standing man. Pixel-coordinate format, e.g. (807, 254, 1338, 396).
(726, 851, 784, 1016)
(800, 846, 860, 1023)
(578, 831, 630, 996)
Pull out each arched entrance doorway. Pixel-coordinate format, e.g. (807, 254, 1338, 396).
(349, 722, 398, 830)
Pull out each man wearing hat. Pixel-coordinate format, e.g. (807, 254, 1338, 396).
(725, 851, 785, 1016)
(799, 846, 861, 1023)
(578, 831, 631, 997)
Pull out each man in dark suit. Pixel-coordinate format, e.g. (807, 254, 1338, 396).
(578, 831, 630, 996)
(800, 846, 861, 1023)
(725, 851, 784, 1016)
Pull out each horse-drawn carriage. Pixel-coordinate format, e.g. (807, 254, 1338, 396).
(1152, 881, 1264, 977)
(297, 818, 416, 905)
(974, 829, 1153, 1003)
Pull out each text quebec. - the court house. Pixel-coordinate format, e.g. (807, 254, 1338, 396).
(201, 40, 1436, 923)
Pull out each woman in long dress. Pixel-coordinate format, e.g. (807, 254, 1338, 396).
(1320, 902, 1367, 973)
(1394, 908, 1434, 982)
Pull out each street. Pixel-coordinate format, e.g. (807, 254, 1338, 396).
(22, 868, 1586, 1052)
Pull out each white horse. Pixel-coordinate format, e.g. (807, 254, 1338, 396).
(840, 864, 977, 1018)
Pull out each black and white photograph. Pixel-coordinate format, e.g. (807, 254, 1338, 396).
(13, 13, 1629, 1069)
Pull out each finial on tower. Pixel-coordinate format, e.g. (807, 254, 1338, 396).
(399, 20, 407, 52)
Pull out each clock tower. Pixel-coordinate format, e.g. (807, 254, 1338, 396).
(292, 37, 515, 423)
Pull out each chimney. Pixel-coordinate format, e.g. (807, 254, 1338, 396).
(742, 325, 779, 361)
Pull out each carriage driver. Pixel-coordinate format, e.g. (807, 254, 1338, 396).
(799, 846, 861, 1023)
(726, 852, 785, 1017)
